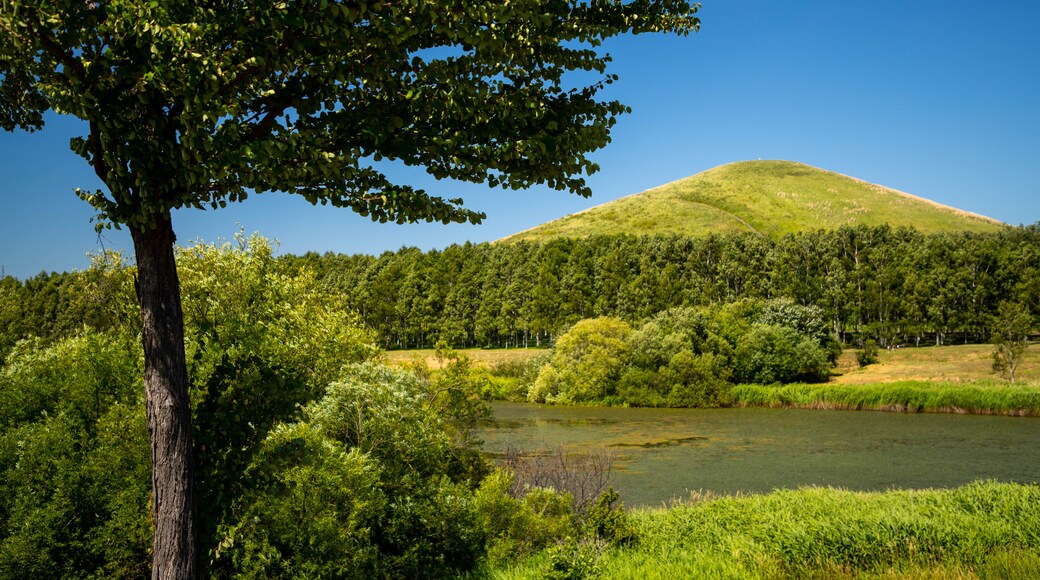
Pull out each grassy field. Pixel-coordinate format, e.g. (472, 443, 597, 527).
(480, 481, 1040, 579)
(383, 347, 547, 369)
(501, 160, 1005, 243)
(833, 343, 1040, 384)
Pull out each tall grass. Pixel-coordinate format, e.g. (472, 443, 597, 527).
(731, 380, 1040, 416)
(480, 482, 1040, 578)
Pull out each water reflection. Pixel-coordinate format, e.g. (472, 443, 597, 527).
(480, 402, 1040, 506)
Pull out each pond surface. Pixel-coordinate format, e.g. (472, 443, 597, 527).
(481, 402, 1040, 506)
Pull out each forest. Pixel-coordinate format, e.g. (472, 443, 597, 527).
(275, 224, 1040, 351)
(5, 224, 1038, 367)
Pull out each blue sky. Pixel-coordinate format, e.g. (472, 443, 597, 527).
(2, 0, 1039, 279)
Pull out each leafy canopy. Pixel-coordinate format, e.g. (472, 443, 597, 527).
(1, 0, 700, 230)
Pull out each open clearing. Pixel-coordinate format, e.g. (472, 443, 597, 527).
(833, 342, 1040, 384)
(382, 347, 547, 369)
(387, 343, 1040, 384)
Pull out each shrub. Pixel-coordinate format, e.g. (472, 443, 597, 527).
(0, 332, 150, 579)
(531, 317, 632, 403)
(585, 488, 637, 546)
(541, 538, 602, 580)
(213, 362, 491, 578)
(664, 350, 732, 407)
(734, 324, 831, 384)
(857, 339, 880, 367)
(473, 469, 575, 564)
(616, 367, 669, 407)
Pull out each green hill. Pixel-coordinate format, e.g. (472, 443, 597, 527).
(501, 160, 1005, 242)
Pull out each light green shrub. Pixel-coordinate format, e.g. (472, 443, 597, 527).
(474, 469, 575, 564)
(531, 317, 632, 403)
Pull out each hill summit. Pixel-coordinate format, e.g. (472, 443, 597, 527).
(501, 160, 1004, 242)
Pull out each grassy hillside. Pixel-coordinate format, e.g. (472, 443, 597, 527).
(502, 160, 1005, 242)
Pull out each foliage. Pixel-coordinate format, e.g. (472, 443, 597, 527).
(530, 318, 632, 403)
(1, 0, 700, 230)
(584, 488, 636, 547)
(0, 277, 24, 365)
(991, 301, 1032, 383)
(11, 227, 1040, 357)
(0, 332, 151, 579)
(0, 339, 501, 578)
(1, 239, 510, 579)
(178, 232, 378, 390)
(857, 338, 880, 367)
(0, 252, 138, 365)
(473, 469, 576, 565)
(661, 350, 732, 407)
(212, 362, 493, 578)
(540, 539, 602, 580)
(733, 323, 831, 384)
(281, 226, 1040, 351)
(532, 301, 835, 407)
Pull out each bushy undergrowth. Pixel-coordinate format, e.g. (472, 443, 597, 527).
(529, 300, 837, 407)
(0, 235, 595, 579)
(732, 380, 1040, 415)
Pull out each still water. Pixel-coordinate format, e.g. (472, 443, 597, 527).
(481, 402, 1040, 506)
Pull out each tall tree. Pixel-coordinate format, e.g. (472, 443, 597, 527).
(991, 301, 1032, 383)
(0, 1, 701, 576)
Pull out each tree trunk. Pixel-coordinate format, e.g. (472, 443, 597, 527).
(131, 214, 197, 580)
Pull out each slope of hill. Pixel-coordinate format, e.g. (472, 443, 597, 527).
(501, 160, 1004, 242)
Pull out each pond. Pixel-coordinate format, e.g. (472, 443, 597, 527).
(480, 402, 1040, 506)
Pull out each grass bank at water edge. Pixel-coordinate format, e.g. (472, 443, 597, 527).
(731, 380, 1040, 416)
(481, 481, 1040, 579)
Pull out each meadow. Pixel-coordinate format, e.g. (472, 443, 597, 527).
(480, 481, 1040, 579)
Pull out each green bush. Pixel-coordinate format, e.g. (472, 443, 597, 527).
(616, 367, 669, 407)
(0, 332, 150, 579)
(734, 323, 831, 384)
(857, 339, 880, 367)
(474, 469, 575, 564)
(540, 539, 601, 580)
(663, 350, 732, 407)
(585, 488, 637, 547)
(532, 301, 838, 407)
(530, 317, 632, 403)
(209, 362, 493, 578)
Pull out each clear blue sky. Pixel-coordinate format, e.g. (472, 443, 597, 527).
(2, 0, 1039, 279)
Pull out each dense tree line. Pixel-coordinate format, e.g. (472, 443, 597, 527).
(2, 225, 1037, 362)
(279, 225, 1040, 350)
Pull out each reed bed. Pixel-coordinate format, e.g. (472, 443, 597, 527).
(731, 380, 1040, 416)
(483, 481, 1040, 579)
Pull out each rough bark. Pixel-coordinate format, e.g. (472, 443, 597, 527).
(131, 214, 198, 580)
